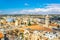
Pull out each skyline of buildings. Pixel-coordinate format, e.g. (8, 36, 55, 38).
(0, 15, 60, 40)
(0, 0, 60, 40)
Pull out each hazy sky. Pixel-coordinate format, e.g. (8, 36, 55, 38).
(0, 0, 60, 14)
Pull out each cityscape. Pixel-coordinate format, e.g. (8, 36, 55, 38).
(0, 14, 60, 40)
(0, 0, 60, 40)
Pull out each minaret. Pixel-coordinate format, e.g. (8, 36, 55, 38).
(45, 14, 50, 27)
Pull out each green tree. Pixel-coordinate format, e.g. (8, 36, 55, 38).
(28, 19, 31, 26)
(57, 25, 60, 28)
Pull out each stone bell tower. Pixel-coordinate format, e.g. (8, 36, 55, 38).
(45, 14, 50, 27)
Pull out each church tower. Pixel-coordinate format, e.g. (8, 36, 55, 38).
(45, 15, 50, 27)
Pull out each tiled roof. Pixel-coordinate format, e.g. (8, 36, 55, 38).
(49, 24, 58, 26)
(23, 25, 52, 32)
(0, 32, 4, 38)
